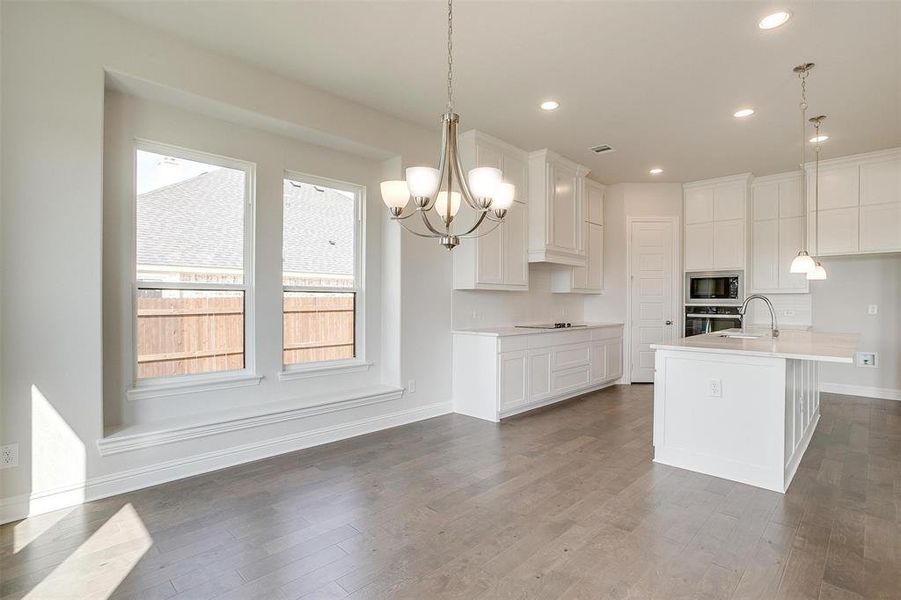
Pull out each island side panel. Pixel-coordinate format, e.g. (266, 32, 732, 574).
(653, 349, 787, 492)
(452, 334, 501, 422)
(783, 358, 820, 490)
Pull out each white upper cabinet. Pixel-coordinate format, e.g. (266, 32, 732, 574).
(453, 130, 530, 290)
(683, 174, 751, 272)
(528, 149, 590, 266)
(551, 178, 605, 293)
(749, 173, 808, 294)
(807, 148, 901, 257)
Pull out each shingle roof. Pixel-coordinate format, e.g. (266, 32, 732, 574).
(136, 168, 355, 277)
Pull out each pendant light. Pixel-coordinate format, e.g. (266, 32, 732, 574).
(379, 0, 512, 250)
(807, 115, 828, 280)
(789, 63, 817, 274)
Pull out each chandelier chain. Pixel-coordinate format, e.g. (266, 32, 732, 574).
(447, 0, 454, 113)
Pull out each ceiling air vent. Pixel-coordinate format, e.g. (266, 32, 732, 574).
(589, 144, 615, 155)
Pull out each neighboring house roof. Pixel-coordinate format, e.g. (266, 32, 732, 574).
(137, 168, 354, 277)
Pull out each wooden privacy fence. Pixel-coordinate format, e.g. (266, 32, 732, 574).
(136, 292, 354, 379)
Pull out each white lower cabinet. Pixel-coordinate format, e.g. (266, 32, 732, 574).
(452, 325, 624, 422)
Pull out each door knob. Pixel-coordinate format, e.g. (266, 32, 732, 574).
(665, 320, 673, 325)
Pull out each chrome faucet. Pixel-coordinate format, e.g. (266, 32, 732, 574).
(737, 294, 780, 338)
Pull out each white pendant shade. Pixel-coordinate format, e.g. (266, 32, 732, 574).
(492, 182, 515, 211)
(807, 262, 828, 280)
(406, 167, 440, 198)
(468, 167, 502, 199)
(380, 181, 410, 209)
(790, 251, 816, 274)
(435, 191, 462, 222)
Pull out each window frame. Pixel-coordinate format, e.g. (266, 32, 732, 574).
(129, 139, 257, 393)
(280, 170, 367, 377)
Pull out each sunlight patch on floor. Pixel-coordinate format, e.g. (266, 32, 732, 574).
(24, 503, 153, 600)
(12, 508, 73, 554)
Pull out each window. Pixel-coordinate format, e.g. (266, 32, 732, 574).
(134, 143, 254, 382)
(282, 173, 362, 368)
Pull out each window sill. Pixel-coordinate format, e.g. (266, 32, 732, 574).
(278, 360, 372, 382)
(126, 373, 263, 401)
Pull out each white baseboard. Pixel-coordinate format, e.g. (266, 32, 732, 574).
(0, 400, 452, 525)
(820, 383, 901, 401)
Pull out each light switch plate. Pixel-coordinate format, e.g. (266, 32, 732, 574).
(867, 305, 878, 315)
(0, 444, 18, 469)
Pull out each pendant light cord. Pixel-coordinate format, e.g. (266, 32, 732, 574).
(798, 68, 810, 249)
(446, 0, 454, 113)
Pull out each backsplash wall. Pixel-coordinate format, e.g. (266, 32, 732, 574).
(451, 263, 585, 330)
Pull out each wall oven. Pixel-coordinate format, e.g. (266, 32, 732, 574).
(685, 271, 743, 305)
(684, 305, 743, 337)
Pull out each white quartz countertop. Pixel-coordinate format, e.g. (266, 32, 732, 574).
(651, 328, 858, 363)
(452, 322, 624, 337)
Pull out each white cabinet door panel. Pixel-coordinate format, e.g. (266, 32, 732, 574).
(586, 224, 604, 291)
(752, 220, 779, 291)
(476, 227, 504, 285)
(571, 221, 589, 289)
(498, 351, 528, 410)
(713, 220, 745, 269)
(813, 165, 859, 210)
(859, 203, 901, 252)
(503, 202, 528, 286)
(552, 343, 591, 371)
(502, 152, 529, 205)
(605, 340, 623, 380)
(860, 157, 901, 207)
(779, 178, 803, 218)
(714, 182, 746, 221)
(590, 342, 607, 384)
(753, 183, 779, 220)
(551, 366, 591, 394)
(587, 182, 604, 224)
(811, 208, 859, 254)
(685, 223, 714, 271)
(778, 217, 808, 291)
(528, 350, 552, 402)
(551, 163, 580, 252)
(685, 188, 714, 224)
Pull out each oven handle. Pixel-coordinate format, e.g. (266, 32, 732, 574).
(685, 314, 743, 319)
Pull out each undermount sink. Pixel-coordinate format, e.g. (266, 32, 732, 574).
(719, 333, 762, 340)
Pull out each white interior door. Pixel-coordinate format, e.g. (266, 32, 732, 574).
(630, 220, 676, 383)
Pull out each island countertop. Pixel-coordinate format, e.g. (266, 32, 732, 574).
(650, 327, 858, 363)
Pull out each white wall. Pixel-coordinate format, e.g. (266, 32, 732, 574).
(813, 254, 901, 395)
(1, 1, 454, 522)
(451, 263, 584, 329)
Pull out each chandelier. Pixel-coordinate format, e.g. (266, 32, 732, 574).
(788, 63, 827, 280)
(379, 0, 513, 250)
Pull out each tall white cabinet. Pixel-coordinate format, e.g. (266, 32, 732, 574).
(683, 174, 751, 272)
(528, 149, 591, 266)
(453, 130, 530, 290)
(807, 148, 901, 256)
(749, 172, 808, 294)
(551, 178, 605, 293)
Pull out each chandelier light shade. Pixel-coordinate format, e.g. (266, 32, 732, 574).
(379, 0, 512, 250)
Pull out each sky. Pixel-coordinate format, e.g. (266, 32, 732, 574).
(136, 149, 224, 195)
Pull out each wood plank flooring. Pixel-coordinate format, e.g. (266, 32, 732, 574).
(2, 385, 899, 599)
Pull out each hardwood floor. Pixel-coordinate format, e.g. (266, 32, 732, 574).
(2, 386, 899, 599)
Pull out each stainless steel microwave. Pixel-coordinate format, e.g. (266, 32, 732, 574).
(685, 271, 743, 305)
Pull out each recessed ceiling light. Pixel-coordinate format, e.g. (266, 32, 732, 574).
(733, 108, 755, 118)
(540, 100, 560, 111)
(649, 168, 663, 175)
(758, 11, 791, 30)
(809, 135, 829, 143)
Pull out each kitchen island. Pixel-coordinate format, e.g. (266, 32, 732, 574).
(650, 327, 858, 493)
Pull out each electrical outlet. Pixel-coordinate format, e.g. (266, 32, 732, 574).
(867, 305, 878, 315)
(856, 352, 878, 368)
(708, 379, 722, 397)
(0, 444, 18, 469)
(407, 379, 416, 394)
(783, 310, 795, 317)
